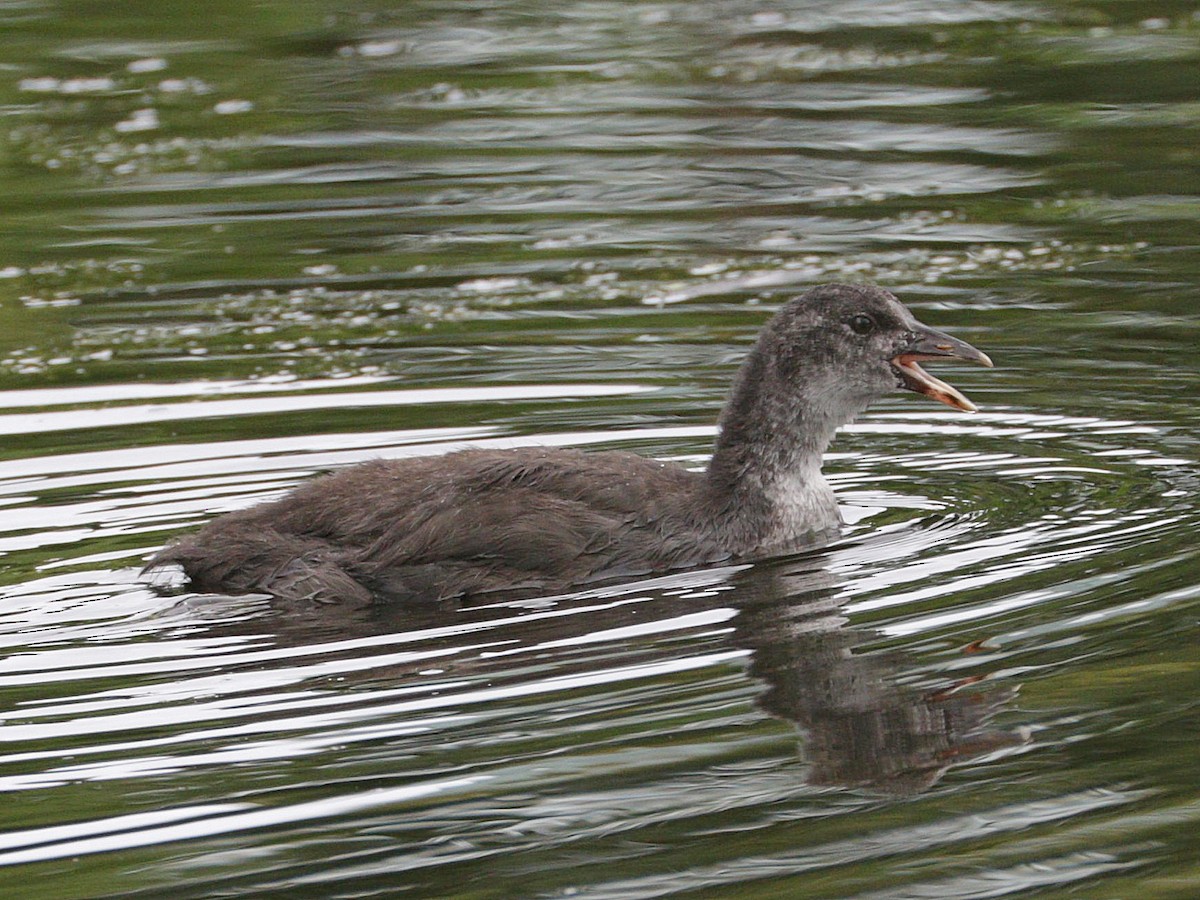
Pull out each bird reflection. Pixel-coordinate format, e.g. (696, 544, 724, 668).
(730, 559, 1022, 794)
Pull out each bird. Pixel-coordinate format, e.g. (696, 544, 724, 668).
(148, 283, 992, 605)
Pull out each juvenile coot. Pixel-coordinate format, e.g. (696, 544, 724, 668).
(149, 284, 991, 604)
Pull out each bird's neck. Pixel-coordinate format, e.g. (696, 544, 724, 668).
(704, 349, 847, 553)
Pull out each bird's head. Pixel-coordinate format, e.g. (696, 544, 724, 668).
(760, 283, 992, 418)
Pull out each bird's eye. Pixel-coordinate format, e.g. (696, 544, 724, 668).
(848, 314, 875, 335)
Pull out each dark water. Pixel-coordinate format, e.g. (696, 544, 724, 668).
(1, 1, 1198, 897)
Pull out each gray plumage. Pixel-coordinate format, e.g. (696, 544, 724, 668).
(148, 283, 991, 604)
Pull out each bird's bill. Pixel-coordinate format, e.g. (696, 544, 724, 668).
(891, 326, 993, 413)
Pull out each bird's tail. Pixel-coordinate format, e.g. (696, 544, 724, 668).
(146, 521, 372, 605)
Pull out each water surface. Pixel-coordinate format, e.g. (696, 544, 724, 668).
(1, 1, 1198, 897)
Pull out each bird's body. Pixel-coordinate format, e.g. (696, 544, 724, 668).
(166, 448, 755, 604)
(150, 284, 991, 604)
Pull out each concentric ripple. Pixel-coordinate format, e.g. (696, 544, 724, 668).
(0, 375, 1196, 895)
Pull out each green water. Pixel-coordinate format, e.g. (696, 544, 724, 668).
(0, 1, 1198, 897)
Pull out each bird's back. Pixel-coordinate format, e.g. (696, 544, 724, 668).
(153, 447, 723, 604)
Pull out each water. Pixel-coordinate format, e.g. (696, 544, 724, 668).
(1, 1, 1198, 896)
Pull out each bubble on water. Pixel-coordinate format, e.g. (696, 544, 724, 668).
(128, 58, 168, 74)
(159, 77, 211, 94)
(18, 77, 61, 93)
(115, 108, 159, 133)
(214, 99, 254, 115)
(21, 295, 81, 308)
(302, 264, 339, 277)
(457, 277, 530, 294)
(357, 40, 403, 58)
(640, 239, 1149, 306)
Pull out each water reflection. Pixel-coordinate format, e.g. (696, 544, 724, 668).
(732, 560, 1022, 793)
